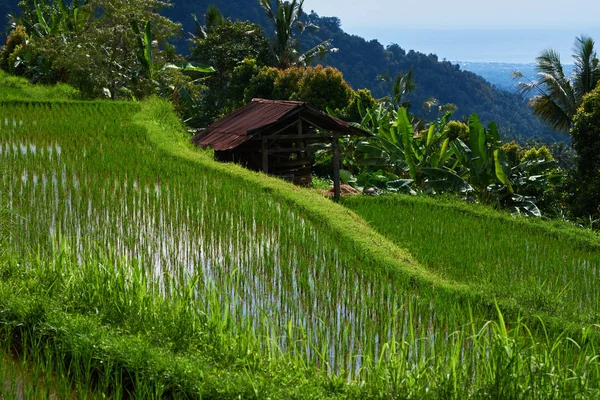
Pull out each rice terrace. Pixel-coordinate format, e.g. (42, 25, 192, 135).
(1, 0, 600, 398)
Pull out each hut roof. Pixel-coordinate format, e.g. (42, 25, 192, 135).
(192, 99, 367, 151)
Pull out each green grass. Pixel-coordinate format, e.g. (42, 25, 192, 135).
(2, 94, 600, 397)
(343, 194, 600, 328)
(0, 70, 79, 101)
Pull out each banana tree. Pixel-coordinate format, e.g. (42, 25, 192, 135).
(446, 115, 513, 204)
(17, 0, 89, 38)
(127, 20, 214, 102)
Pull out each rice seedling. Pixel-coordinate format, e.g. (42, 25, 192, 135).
(344, 194, 600, 328)
(1, 97, 600, 397)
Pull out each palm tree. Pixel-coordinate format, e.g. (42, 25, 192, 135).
(516, 35, 600, 132)
(258, 0, 333, 69)
(191, 4, 224, 40)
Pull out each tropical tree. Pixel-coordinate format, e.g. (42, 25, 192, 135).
(258, 0, 334, 69)
(567, 85, 600, 222)
(190, 4, 225, 40)
(10, 0, 186, 98)
(515, 35, 600, 132)
(189, 18, 270, 122)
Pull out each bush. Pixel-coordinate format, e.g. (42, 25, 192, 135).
(344, 88, 377, 122)
(243, 65, 354, 112)
(445, 120, 470, 143)
(520, 145, 554, 163)
(293, 65, 353, 111)
(0, 25, 29, 74)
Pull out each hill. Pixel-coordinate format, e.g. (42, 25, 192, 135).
(0, 0, 16, 43)
(1, 0, 561, 142)
(163, 0, 560, 142)
(3, 72, 600, 396)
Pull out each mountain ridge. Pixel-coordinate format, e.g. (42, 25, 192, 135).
(0, 0, 561, 142)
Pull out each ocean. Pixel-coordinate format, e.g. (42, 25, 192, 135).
(340, 27, 600, 64)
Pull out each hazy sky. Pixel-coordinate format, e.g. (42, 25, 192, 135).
(302, 0, 600, 62)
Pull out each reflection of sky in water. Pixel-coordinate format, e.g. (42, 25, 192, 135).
(3, 134, 446, 376)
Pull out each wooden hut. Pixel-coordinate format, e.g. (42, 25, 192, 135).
(192, 99, 368, 201)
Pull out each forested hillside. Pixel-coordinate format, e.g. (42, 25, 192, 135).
(1, 0, 559, 141)
(0, 0, 16, 42)
(162, 0, 558, 141)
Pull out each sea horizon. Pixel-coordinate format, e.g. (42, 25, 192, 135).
(337, 27, 600, 64)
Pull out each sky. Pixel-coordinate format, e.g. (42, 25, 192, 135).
(302, 0, 600, 63)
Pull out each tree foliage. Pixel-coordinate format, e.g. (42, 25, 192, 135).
(2, 0, 564, 141)
(258, 0, 333, 69)
(2, 0, 189, 99)
(568, 86, 600, 221)
(189, 18, 270, 121)
(242, 64, 353, 112)
(516, 36, 600, 132)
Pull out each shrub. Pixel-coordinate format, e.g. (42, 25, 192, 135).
(0, 25, 29, 74)
(243, 65, 354, 112)
(445, 120, 470, 143)
(345, 88, 377, 122)
(520, 145, 554, 163)
(293, 65, 353, 111)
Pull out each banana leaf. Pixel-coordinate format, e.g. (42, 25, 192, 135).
(493, 149, 514, 194)
(421, 167, 473, 193)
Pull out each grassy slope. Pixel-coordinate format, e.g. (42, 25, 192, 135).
(140, 98, 600, 337)
(0, 70, 79, 101)
(0, 97, 479, 398)
(2, 90, 600, 397)
(137, 98, 471, 294)
(343, 195, 600, 330)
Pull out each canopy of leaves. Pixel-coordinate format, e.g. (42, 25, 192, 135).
(568, 86, 600, 221)
(516, 36, 600, 133)
(3, 0, 186, 99)
(242, 64, 353, 112)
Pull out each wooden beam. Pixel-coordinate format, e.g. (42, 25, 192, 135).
(262, 120, 300, 140)
(332, 134, 341, 202)
(267, 146, 325, 154)
(276, 159, 311, 168)
(300, 117, 331, 134)
(261, 137, 268, 173)
(267, 134, 334, 140)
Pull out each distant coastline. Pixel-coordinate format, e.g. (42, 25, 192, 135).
(457, 61, 575, 92)
(339, 28, 600, 64)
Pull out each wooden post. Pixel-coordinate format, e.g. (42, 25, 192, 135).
(261, 136, 268, 173)
(332, 134, 341, 202)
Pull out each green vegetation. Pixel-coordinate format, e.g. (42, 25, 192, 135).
(515, 35, 600, 132)
(2, 1, 600, 397)
(0, 69, 78, 100)
(2, 0, 558, 140)
(343, 194, 600, 328)
(568, 85, 600, 222)
(332, 97, 558, 216)
(258, 0, 333, 69)
(3, 94, 600, 397)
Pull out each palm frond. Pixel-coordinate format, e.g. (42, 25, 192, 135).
(259, 0, 276, 22)
(296, 39, 333, 66)
(205, 4, 224, 32)
(530, 94, 572, 131)
(572, 35, 600, 99)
